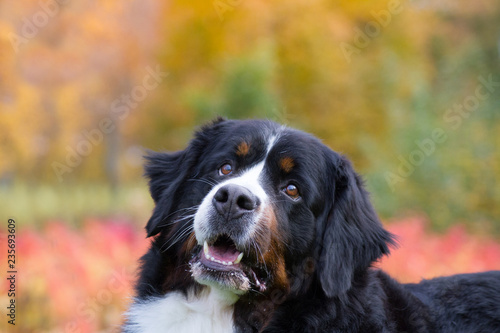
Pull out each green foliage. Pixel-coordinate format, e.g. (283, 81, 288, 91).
(0, 182, 152, 227)
(187, 46, 283, 121)
(362, 8, 500, 231)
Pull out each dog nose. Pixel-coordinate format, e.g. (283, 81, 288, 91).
(213, 184, 260, 219)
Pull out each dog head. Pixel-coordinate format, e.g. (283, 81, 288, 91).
(143, 118, 395, 298)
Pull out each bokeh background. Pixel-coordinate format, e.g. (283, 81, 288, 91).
(1, 0, 499, 332)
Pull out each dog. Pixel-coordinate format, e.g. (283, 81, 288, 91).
(123, 118, 500, 332)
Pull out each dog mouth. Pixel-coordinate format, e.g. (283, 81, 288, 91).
(190, 234, 267, 293)
(202, 235, 244, 267)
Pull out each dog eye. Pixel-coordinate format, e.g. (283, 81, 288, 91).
(284, 184, 300, 199)
(219, 163, 233, 176)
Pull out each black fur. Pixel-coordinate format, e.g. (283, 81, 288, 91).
(129, 119, 500, 332)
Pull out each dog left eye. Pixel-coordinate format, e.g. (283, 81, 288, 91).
(284, 184, 300, 199)
(219, 163, 233, 176)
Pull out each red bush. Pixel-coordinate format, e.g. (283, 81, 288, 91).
(378, 217, 500, 283)
(1, 219, 148, 333)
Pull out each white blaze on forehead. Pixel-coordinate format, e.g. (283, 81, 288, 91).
(266, 134, 279, 155)
(222, 160, 267, 201)
(229, 133, 281, 197)
(193, 133, 281, 244)
(217, 132, 281, 198)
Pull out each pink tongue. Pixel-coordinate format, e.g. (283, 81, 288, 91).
(209, 244, 240, 262)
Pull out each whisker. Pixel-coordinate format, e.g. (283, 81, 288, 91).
(161, 224, 195, 253)
(252, 238, 269, 276)
(157, 206, 199, 227)
(162, 227, 193, 253)
(187, 178, 217, 187)
(155, 212, 197, 229)
(153, 204, 199, 228)
(266, 198, 290, 205)
(251, 289, 266, 297)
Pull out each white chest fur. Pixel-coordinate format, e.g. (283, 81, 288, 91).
(124, 287, 237, 333)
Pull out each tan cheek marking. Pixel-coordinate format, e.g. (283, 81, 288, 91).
(279, 157, 295, 173)
(182, 231, 197, 259)
(263, 208, 290, 291)
(236, 142, 250, 157)
(268, 238, 289, 291)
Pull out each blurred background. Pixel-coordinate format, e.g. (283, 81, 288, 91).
(0, 0, 499, 332)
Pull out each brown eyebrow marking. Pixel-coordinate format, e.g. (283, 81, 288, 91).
(236, 141, 250, 157)
(279, 156, 295, 173)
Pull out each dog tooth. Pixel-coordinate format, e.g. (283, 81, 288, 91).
(204, 241, 209, 256)
(227, 261, 233, 266)
(210, 257, 215, 261)
(222, 261, 227, 265)
(235, 252, 244, 264)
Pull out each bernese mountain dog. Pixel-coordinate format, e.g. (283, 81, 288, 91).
(123, 118, 500, 332)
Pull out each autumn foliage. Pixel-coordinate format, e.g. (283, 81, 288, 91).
(378, 217, 500, 283)
(1, 0, 499, 231)
(0, 219, 148, 333)
(0, 217, 499, 332)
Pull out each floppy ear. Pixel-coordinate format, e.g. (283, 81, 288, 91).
(317, 153, 396, 297)
(143, 117, 227, 237)
(143, 150, 193, 237)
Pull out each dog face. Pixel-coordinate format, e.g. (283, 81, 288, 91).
(143, 118, 394, 299)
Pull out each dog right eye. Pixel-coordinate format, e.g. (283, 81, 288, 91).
(219, 163, 233, 176)
(283, 184, 300, 200)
